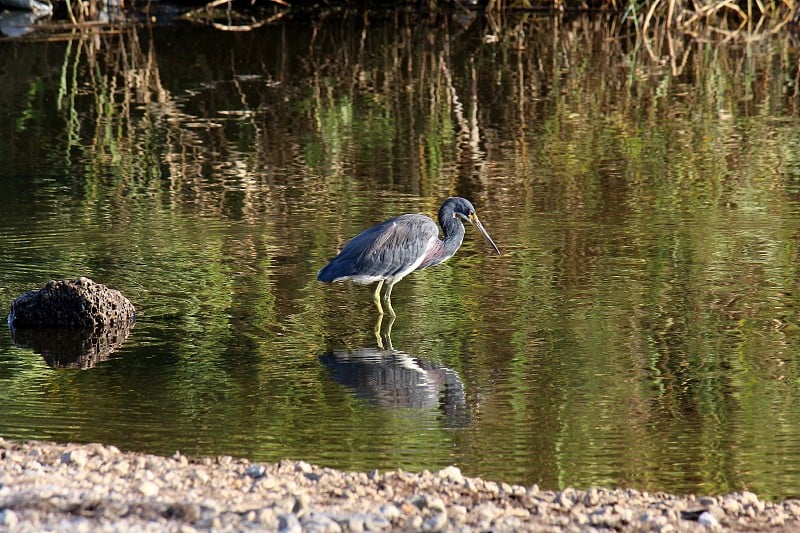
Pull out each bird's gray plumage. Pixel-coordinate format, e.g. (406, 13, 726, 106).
(318, 197, 500, 316)
(317, 214, 440, 285)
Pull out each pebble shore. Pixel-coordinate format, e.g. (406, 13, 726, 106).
(1, 438, 799, 532)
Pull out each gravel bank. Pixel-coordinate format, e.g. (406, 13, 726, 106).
(1, 438, 798, 532)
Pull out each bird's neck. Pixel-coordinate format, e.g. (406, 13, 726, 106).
(439, 213, 466, 260)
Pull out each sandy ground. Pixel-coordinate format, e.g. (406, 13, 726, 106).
(1, 438, 798, 532)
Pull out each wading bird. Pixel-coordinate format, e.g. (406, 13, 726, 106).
(317, 197, 501, 316)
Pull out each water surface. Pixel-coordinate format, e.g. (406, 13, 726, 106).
(2, 13, 800, 499)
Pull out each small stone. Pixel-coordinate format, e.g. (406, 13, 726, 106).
(364, 513, 391, 530)
(769, 513, 786, 526)
(426, 496, 446, 513)
(346, 514, 365, 532)
(698, 511, 719, 528)
(739, 491, 759, 505)
(785, 502, 800, 516)
(138, 480, 159, 497)
(278, 513, 302, 533)
(721, 497, 741, 515)
(410, 494, 428, 509)
(379, 504, 401, 520)
(422, 512, 447, 531)
(407, 515, 423, 529)
(246, 464, 267, 478)
(114, 460, 130, 476)
(0, 509, 19, 528)
(584, 487, 600, 506)
(295, 461, 313, 474)
(164, 503, 200, 522)
(293, 494, 311, 515)
(483, 481, 500, 495)
(438, 465, 464, 485)
(555, 488, 576, 507)
(61, 449, 88, 467)
(301, 512, 342, 533)
(698, 496, 715, 506)
(258, 508, 278, 527)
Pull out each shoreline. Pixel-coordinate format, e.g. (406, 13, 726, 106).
(1, 438, 798, 531)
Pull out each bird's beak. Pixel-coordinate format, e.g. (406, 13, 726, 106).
(469, 213, 501, 255)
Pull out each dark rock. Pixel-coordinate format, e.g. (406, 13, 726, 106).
(8, 277, 135, 328)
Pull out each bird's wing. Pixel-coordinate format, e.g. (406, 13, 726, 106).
(321, 214, 439, 282)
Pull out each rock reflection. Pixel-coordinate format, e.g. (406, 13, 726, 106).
(9, 322, 134, 369)
(319, 348, 468, 425)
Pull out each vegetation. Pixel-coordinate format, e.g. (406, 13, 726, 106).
(34, 0, 800, 41)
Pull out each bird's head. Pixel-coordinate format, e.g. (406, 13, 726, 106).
(442, 197, 501, 254)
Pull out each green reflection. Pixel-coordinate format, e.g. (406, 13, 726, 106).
(1, 13, 800, 500)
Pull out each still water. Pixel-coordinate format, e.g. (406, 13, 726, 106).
(2, 12, 800, 499)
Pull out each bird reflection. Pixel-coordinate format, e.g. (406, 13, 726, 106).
(319, 347, 469, 426)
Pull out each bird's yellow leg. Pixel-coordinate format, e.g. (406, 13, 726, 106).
(373, 280, 385, 315)
(383, 282, 397, 317)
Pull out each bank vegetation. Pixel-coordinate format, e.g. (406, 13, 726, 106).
(29, 0, 800, 41)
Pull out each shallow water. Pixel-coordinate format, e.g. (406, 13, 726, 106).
(2, 12, 800, 499)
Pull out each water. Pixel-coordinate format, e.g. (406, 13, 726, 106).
(2, 12, 800, 499)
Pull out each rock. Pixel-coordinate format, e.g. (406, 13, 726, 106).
(378, 504, 400, 521)
(246, 464, 267, 478)
(278, 513, 302, 533)
(164, 503, 200, 522)
(422, 511, 447, 531)
(8, 277, 135, 328)
(301, 512, 342, 533)
(438, 465, 464, 485)
(138, 480, 159, 497)
(60, 449, 88, 467)
(0, 509, 19, 528)
(721, 496, 742, 515)
(345, 513, 365, 532)
(698, 511, 719, 527)
(293, 493, 311, 515)
(3, 439, 800, 532)
(295, 461, 312, 474)
(584, 487, 600, 506)
(698, 496, 715, 506)
(363, 513, 391, 530)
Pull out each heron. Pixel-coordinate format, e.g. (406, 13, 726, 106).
(317, 197, 501, 316)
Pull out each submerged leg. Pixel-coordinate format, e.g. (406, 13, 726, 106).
(383, 282, 397, 317)
(372, 279, 385, 315)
